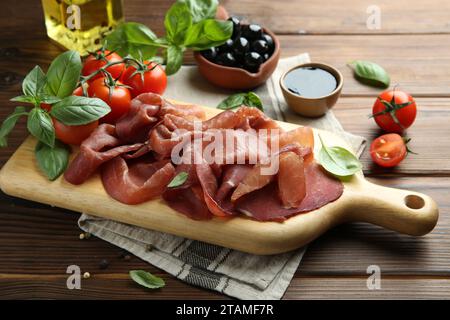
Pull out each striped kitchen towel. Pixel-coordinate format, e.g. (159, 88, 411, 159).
(78, 53, 365, 300)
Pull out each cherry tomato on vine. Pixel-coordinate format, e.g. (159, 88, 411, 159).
(53, 118, 98, 145)
(372, 89, 417, 133)
(370, 133, 409, 168)
(82, 50, 125, 82)
(88, 78, 131, 124)
(121, 61, 167, 97)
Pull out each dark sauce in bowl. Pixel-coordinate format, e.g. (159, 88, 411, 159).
(284, 67, 337, 98)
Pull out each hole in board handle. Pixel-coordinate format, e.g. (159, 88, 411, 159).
(404, 195, 425, 210)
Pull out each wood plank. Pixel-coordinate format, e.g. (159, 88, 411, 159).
(333, 97, 450, 175)
(0, 177, 447, 280)
(5, 0, 450, 36)
(284, 276, 450, 299)
(3, 34, 450, 98)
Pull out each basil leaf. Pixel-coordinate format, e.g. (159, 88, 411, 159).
(45, 51, 82, 98)
(348, 60, 390, 88)
(217, 93, 246, 110)
(22, 66, 46, 98)
(168, 171, 188, 188)
(179, 0, 218, 23)
(35, 140, 70, 181)
(10, 95, 37, 104)
(165, 2, 192, 45)
(129, 270, 165, 289)
(217, 92, 263, 111)
(50, 96, 111, 125)
(104, 22, 159, 60)
(0, 106, 28, 147)
(318, 135, 362, 178)
(40, 95, 62, 104)
(27, 108, 55, 148)
(165, 45, 184, 76)
(184, 19, 232, 50)
(245, 92, 263, 110)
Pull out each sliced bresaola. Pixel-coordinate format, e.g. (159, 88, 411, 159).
(230, 144, 311, 203)
(162, 164, 212, 220)
(235, 162, 344, 221)
(64, 124, 144, 185)
(196, 161, 253, 217)
(101, 157, 175, 205)
(115, 93, 161, 143)
(278, 151, 306, 208)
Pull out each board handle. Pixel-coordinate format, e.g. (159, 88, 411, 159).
(346, 181, 439, 236)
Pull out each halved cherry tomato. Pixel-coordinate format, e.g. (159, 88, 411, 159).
(53, 118, 98, 145)
(370, 133, 407, 168)
(121, 61, 167, 97)
(88, 78, 131, 124)
(82, 50, 125, 82)
(372, 89, 417, 133)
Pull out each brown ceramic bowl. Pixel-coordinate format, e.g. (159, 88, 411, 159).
(279, 62, 343, 118)
(194, 27, 281, 90)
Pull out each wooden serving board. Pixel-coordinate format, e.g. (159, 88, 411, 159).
(0, 104, 439, 255)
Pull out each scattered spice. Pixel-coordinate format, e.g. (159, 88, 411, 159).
(83, 272, 91, 279)
(79, 233, 85, 240)
(99, 259, 109, 270)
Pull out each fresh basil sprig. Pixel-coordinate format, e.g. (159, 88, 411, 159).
(180, 0, 218, 23)
(129, 270, 165, 289)
(318, 135, 362, 178)
(168, 171, 189, 188)
(50, 96, 111, 126)
(217, 92, 264, 111)
(27, 108, 55, 148)
(35, 140, 70, 181)
(0, 107, 28, 147)
(104, 0, 232, 75)
(348, 60, 390, 88)
(1, 50, 111, 181)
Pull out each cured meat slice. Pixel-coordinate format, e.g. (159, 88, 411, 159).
(101, 157, 175, 205)
(159, 101, 206, 121)
(235, 107, 280, 130)
(162, 164, 212, 220)
(216, 165, 253, 202)
(230, 144, 311, 202)
(196, 161, 244, 217)
(64, 124, 143, 185)
(115, 93, 160, 143)
(235, 162, 344, 221)
(278, 151, 306, 208)
(279, 127, 314, 149)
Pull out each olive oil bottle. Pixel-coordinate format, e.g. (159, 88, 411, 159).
(41, 0, 124, 56)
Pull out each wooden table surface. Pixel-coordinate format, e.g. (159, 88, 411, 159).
(1, 0, 449, 299)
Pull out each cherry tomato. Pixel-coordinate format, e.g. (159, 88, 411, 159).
(53, 118, 98, 145)
(370, 133, 407, 168)
(82, 50, 125, 82)
(372, 89, 417, 133)
(121, 61, 167, 97)
(88, 78, 131, 124)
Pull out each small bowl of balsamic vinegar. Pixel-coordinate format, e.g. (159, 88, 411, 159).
(279, 62, 343, 117)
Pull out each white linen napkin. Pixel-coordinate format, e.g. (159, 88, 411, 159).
(78, 53, 366, 300)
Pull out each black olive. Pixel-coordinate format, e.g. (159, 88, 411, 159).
(251, 40, 269, 55)
(244, 52, 263, 72)
(217, 52, 237, 67)
(201, 47, 217, 62)
(232, 37, 249, 55)
(228, 16, 241, 39)
(262, 33, 274, 52)
(216, 39, 234, 54)
(242, 24, 263, 41)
